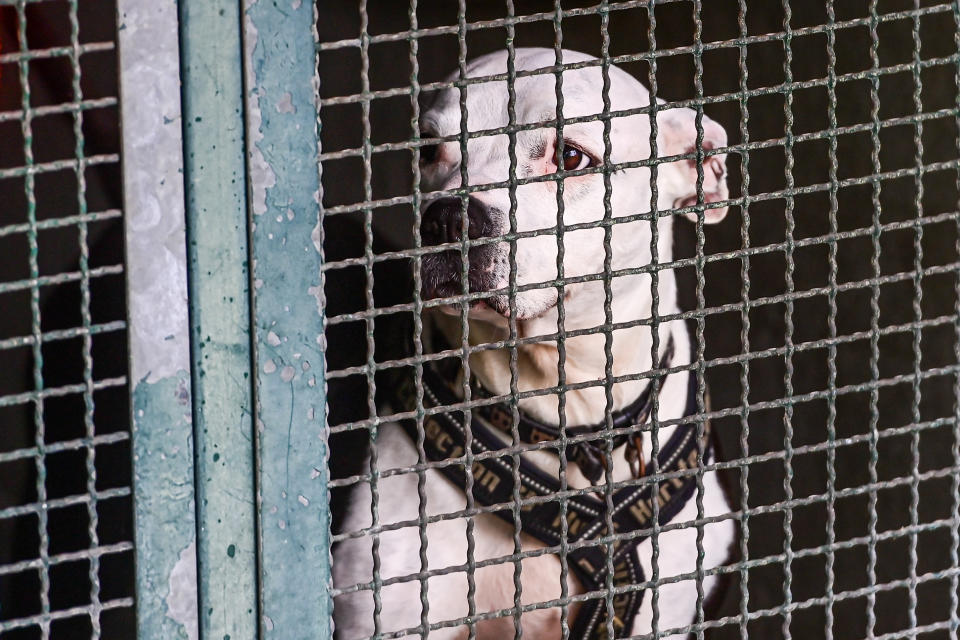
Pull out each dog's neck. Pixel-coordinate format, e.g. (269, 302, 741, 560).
(429, 268, 689, 430)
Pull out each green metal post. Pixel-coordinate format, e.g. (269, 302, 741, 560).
(180, 0, 259, 638)
(244, 0, 331, 635)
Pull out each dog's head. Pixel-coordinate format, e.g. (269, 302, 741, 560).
(418, 48, 729, 329)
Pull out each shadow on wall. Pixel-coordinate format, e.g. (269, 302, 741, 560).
(319, 2, 960, 639)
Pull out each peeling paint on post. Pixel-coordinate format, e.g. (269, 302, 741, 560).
(180, 0, 259, 638)
(129, 377, 198, 639)
(117, 0, 198, 637)
(244, 0, 331, 636)
(122, 1, 328, 635)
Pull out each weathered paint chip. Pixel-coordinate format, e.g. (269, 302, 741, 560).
(242, 17, 276, 218)
(275, 91, 296, 114)
(166, 541, 199, 640)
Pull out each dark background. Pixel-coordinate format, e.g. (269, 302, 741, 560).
(318, 1, 960, 639)
(0, 1, 958, 638)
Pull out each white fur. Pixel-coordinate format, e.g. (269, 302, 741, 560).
(333, 48, 735, 639)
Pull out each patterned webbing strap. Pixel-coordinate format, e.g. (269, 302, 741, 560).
(393, 364, 710, 639)
(472, 336, 675, 485)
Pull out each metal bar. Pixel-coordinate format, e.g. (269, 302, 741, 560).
(0, 152, 118, 180)
(413, 0, 441, 637)
(735, 2, 753, 638)
(866, 1, 883, 635)
(116, 0, 198, 637)
(0, 209, 122, 239)
(67, 0, 103, 632)
(551, 4, 571, 639)
(242, 0, 330, 635)
(0, 376, 126, 409)
(824, 2, 840, 637)
(907, 1, 926, 636)
(178, 0, 259, 638)
(0, 431, 128, 464)
(454, 4, 477, 638)
(502, 4, 525, 636)
(0, 542, 134, 578)
(951, 3, 960, 636)
(598, 2, 620, 636)
(0, 598, 136, 634)
(644, 1, 666, 633)
(0, 320, 125, 353)
(0, 39, 112, 64)
(0, 95, 117, 124)
(355, 2, 384, 637)
(0, 486, 130, 522)
(780, 3, 797, 638)
(691, 4, 710, 638)
(15, 4, 51, 635)
(0, 264, 124, 295)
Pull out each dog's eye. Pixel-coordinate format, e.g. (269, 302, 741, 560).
(420, 143, 439, 164)
(560, 146, 591, 172)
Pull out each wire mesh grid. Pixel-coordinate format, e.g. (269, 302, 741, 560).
(319, 1, 960, 639)
(0, 0, 133, 638)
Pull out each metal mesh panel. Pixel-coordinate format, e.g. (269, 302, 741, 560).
(319, 1, 960, 639)
(0, 1, 133, 637)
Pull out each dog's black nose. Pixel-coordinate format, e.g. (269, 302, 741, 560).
(421, 197, 496, 246)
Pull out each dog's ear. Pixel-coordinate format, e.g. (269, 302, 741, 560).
(655, 106, 729, 224)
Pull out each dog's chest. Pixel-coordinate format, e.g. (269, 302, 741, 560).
(367, 416, 732, 638)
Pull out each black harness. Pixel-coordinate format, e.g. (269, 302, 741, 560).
(391, 333, 710, 639)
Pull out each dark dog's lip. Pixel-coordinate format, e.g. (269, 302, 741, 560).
(434, 299, 509, 319)
(675, 190, 724, 210)
(427, 289, 568, 323)
(421, 244, 502, 310)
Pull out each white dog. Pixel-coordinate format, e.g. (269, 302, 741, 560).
(333, 48, 735, 639)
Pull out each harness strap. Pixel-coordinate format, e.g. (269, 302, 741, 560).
(394, 362, 710, 639)
(471, 338, 675, 485)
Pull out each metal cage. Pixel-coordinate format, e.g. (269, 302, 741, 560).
(1, 1, 959, 639)
(0, 0, 133, 636)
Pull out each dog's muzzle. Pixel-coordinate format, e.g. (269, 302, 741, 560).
(420, 196, 503, 308)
